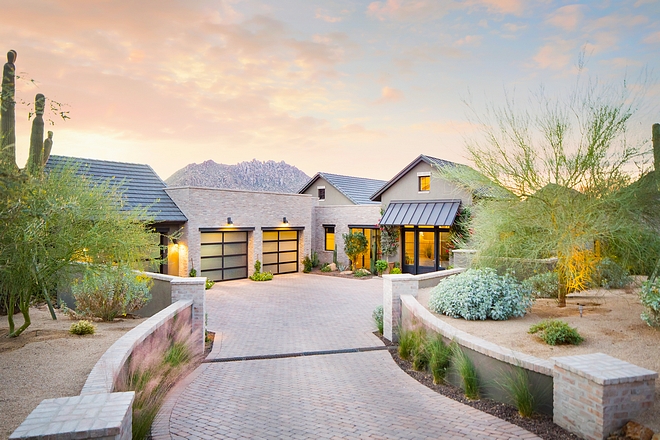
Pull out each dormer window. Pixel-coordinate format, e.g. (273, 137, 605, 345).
(418, 173, 430, 192)
(317, 186, 326, 200)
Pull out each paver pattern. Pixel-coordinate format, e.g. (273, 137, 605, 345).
(154, 274, 541, 439)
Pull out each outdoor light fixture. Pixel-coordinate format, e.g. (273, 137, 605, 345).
(172, 238, 178, 245)
(227, 217, 233, 225)
(578, 303, 584, 318)
(283, 217, 288, 225)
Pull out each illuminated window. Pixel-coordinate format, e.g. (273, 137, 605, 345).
(318, 187, 326, 200)
(324, 226, 335, 251)
(418, 175, 430, 192)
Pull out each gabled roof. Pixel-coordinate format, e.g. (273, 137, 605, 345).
(370, 154, 458, 201)
(45, 155, 187, 223)
(298, 172, 387, 205)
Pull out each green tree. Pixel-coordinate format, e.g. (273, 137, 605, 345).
(343, 231, 368, 271)
(442, 74, 660, 306)
(0, 162, 158, 337)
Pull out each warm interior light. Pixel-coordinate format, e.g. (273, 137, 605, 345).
(227, 217, 233, 225)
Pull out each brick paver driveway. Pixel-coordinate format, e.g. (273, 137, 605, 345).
(153, 274, 539, 439)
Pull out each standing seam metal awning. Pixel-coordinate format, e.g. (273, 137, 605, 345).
(380, 200, 461, 226)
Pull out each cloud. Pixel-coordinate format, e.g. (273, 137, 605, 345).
(315, 8, 350, 23)
(375, 86, 404, 104)
(643, 31, 660, 44)
(466, 0, 524, 15)
(546, 4, 585, 32)
(366, 0, 456, 21)
(454, 35, 483, 46)
(532, 39, 575, 70)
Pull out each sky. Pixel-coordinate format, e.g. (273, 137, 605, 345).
(2, 0, 659, 181)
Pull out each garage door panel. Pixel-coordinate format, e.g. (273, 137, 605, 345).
(279, 241, 297, 252)
(263, 241, 278, 253)
(202, 269, 224, 282)
(201, 257, 223, 270)
(262, 230, 299, 275)
(200, 231, 248, 282)
(224, 242, 247, 255)
(224, 255, 247, 268)
(263, 231, 278, 241)
(263, 253, 278, 264)
(280, 231, 297, 240)
(279, 251, 297, 263)
(262, 264, 277, 274)
(201, 244, 223, 257)
(201, 232, 223, 244)
(224, 232, 247, 243)
(279, 262, 297, 273)
(224, 267, 247, 280)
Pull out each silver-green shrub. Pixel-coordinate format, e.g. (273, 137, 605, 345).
(640, 278, 660, 328)
(428, 268, 533, 320)
(523, 271, 558, 298)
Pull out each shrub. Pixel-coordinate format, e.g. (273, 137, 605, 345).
(302, 255, 313, 273)
(71, 266, 152, 321)
(528, 319, 583, 345)
(497, 367, 535, 417)
(640, 277, 660, 328)
(205, 279, 215, 290)
(428, 268, 533, 321)
(249, 260, 273, 281)
(523, 271, 558, 298)
(375, 259, 388, 275)
(591, 258, 632, 289)
(390, 267, 402, 274)
(69, 320, 96, 335)
(398, 327, 425, 361)
(372, 305, 383, 334)
(451, 343, 479, 400)
(343, 231, 368, 271)
(354, 268, 371, 277)
(311, 251, 320, 268)
(320, 263, 332, 272)
(426, 334, 452, 384)
(189, 268, 197, 277)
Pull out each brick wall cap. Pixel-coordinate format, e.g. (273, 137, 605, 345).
(552, 353, 658, 385)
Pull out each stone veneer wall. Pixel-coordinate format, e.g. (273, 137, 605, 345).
(312, 205, 382, 266)
(166, 187, 315, 277)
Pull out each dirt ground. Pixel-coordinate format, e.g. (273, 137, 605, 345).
(0, 306, 145, 440)
(417, 285, 660, 432)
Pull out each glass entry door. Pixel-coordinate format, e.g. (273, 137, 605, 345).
(401, 227, 450, 275)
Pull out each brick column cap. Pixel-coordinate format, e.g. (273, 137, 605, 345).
(552, 352, 658, 385)
(170, 277, 206, 286)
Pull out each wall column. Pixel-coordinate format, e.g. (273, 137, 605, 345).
(382, 274, 417, 343)
(170, 277, 206, 354)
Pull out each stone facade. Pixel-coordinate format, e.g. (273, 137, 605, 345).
(553, 353, 657, 440)
(166, 187, 315, 277)
(312, 205, 381, 267)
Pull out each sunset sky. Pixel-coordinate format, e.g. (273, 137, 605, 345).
(3, 0, 659, 181)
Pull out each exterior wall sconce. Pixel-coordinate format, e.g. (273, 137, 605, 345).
(227, 217, 233, 225)
(283, 217, 288, 225)
(172, 238, 178, 245)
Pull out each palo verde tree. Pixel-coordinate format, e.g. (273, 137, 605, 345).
(441, 71, 660, 307)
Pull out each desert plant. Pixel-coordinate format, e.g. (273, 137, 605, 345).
(590, 258, 632, 289)
(302, 255, 313, 273)
(398, 327, 425, 361)
(375, 259, 388, 276)
(451, 343, 480, 400)
(311, 251, 320, 268)
(205, 279, 215, 290)
(429, 268, 533, 320)
(71, 266, 152, 321)
(320, 263, 332, 273)
(372, 305, 383, 334)
(249, 260, 273, 281)
(528, 319, 583, 345)
(390, 267, 402, 274)
(354, 268, 371, 277)
(497, 367, 535, 417)
(189, 267, 197, 277)
(640, 277, 660, 328)
(426, 334, 452, 384)
(523, 271, 559, 298)
(69, 320, 96, 335)
(343, 231, 368, 271)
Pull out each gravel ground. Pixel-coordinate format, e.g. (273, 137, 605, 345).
(0, 306, 145, 440)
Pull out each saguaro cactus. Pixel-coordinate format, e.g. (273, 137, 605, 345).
(1, 49, 17, 169)
(27, 93, 45, 175)
(42, 130, 53, 166)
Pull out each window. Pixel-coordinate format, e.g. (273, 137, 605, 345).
(418, 175, 430, 192)
(324, 226, 335, 251)
(318, 187, 326, 200)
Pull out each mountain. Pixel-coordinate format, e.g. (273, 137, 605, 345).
(165, 159, 310, 194)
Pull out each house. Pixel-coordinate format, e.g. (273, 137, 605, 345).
(45, 155, 187, 276)
(298, 172, 386, 271)
(371, 154, 472, 275)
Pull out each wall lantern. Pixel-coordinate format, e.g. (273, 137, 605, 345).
(283, 217, 288, 225)
(172, 238, 178, 245)
(227, 217, 233, 225)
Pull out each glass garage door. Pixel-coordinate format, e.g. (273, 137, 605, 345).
(200, 231, 248, 281)
(262, 230, 299, 275)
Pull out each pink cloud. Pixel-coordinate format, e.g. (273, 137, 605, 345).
(643, 31, 660, 44)
(546, 4, 585, 32)
(532, 40, 574, 70)
(375, 86, 404, 104)
(467, 0, 524, 15)
(454, 35, 483, 46)
(366, 0, 456, 21)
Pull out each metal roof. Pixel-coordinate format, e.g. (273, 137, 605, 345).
(298, 172, 386, 205)
(45, 155, 187, 223)
(379, 200, 461, 226)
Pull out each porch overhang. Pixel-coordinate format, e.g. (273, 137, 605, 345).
(380, 200, 461, 227)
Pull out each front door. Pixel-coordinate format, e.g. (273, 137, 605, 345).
(349, 227, 381, 272)
(401, 227, 450, 275)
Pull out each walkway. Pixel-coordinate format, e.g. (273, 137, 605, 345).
(153, 274, 540, 439)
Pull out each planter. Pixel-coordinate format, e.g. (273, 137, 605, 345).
(387, 262, 395, 273)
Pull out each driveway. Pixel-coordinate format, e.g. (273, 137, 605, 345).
(153, 274, 539, 439)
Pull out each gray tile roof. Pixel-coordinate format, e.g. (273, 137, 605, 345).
(380, 200, 461, 226)
(299, 172, 387, 205)
(45, 155, 187, 223)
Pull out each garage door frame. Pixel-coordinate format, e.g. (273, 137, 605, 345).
(261, 226, 304, 275)
(199, 227, 254, 282)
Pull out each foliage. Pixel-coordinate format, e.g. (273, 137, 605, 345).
(320, 263, 332, 272)
(113, 309, 201, 440)
(451, 343, 479, 400)
(497, 367, 536, 417)
(372, 305, 383, 335)
(590, 258, 632, 289)
(343, 231, 368, 271)
(427, 334, 452, 384)
(69, 320, 96, 335)
(390, 267, 402, 274)
(354, 268, 371, 277)
(205, 279, 215, 290)
(529, 319, 584, 345)
(249, 260, 273, 281)
(523, 271, 559, 298)
(71, 266, 152, 321)
(428, 268, 533, 320)
(375, 259, 388, 275)
(0, 162, 157, 336)
(640, 277, 660, 328)
(302, 255, 313, 273)
(448, 207, 473, 255)
(311, 251, 320, 268)
(188, 268, 197, 277)
(440, 71, 660, 307)
(398, 327, 425, 361)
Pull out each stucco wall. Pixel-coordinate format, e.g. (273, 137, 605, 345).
(312, 205, 382, 266)
(301, 176, 355, 206)
(165, 187, 315, 277)
(379, 162, 472, 207)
